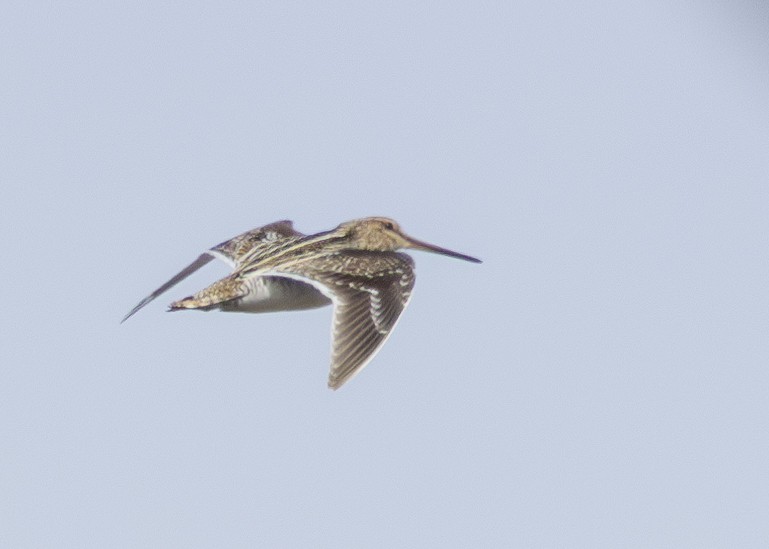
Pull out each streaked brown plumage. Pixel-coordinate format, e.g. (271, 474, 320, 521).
(123, 217, 481, 389)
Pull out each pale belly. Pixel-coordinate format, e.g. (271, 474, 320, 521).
(219, 275, 331, 313)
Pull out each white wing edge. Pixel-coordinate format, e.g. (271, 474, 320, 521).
(270, 271, 414, 390)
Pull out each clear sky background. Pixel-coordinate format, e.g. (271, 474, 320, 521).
(2, 2, 769, 547)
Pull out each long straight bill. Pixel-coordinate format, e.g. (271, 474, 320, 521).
(405, 237, 482, 263)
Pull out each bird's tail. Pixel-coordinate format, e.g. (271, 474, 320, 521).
(168, 277, 246, 312)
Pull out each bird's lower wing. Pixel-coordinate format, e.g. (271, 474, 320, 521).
(285, 252, 416, 390)
(327, 270, 414, 389)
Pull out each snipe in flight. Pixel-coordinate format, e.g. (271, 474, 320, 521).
(122, 217, 481, 389)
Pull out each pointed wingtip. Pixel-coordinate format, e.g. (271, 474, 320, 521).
(120, 308, 138, 324)
(120, 296, 154, 324)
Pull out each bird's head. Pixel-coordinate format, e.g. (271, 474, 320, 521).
(336, 217, 481, 263)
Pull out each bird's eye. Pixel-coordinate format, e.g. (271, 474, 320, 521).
(384, 222, 394, 230)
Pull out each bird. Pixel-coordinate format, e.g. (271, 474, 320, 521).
(122, 217, 481, 389)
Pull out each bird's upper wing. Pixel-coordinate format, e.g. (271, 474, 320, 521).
(121, 253, 215, 322)
(121, 220, 303, 322)
(283, 251, 416, 390)
(209, 220, 302, 267)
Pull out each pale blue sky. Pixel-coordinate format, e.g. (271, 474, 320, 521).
(2, 1, 769, 547)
